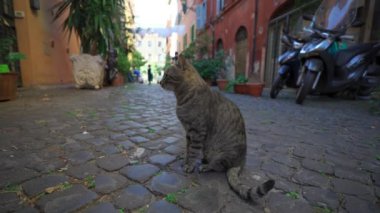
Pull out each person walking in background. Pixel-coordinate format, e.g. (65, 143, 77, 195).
(147, 64, 153, 85)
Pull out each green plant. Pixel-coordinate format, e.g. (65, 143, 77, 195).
(182, 42, 196, 60)
(225, 74, 248, 92)
(84, 175, 95, 189)
(286, 191, 300, 199)
(117, 49, 131, 75)
(2, 184, 22, 193)
(53, 0, 125, 56)
(192, 55, 224, 80)
(131, 50, 147, 70)
(165, 193, 177, 204)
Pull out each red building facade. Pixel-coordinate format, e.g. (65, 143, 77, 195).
(204, 0, 287, 82)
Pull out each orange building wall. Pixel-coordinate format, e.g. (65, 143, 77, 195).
(13, 0, 80, 87)
(177, 0, 197, 53)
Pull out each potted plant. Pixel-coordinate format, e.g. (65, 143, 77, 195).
(246, 82, 265, 97)
(0, 32, 25, 101)
(192, 58, 218, 85)
(214, 50, 228, 91)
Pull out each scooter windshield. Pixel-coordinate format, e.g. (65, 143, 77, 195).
(313, 0, 358, 31)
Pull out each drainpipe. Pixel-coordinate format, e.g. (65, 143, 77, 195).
(251, 0, 259, 74)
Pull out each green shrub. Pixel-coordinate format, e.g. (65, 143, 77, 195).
(117, 49, 131, 75)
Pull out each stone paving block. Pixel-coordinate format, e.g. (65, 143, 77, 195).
(96, 154, 129, 171)
(301, 159, 334, 175)
(177, 186, 221, 213)
(22, 175, 69, 197)
(292, 169, 330, 188)
(118, 141, 135, 150)
(147, 200, 181, 213)
(271, 155, 300, 169)
(261, 161, 295, 179)
(331, 178, 373, 198)
(360, 161, 380, 174)
(343, 195, 378, 213)
(83, 202, 118, 213)
(334, 167, 371, 184)
(94, 173, 128, 194)
(164, 144, 184, 155)
(0, 192, 19, 206)
(96, 145, 120, 155)
(302, 186, 339, 209)
(86, 137, 109, 146)
(26, 158, 66, 174)
(110, 133, 129, 141)
(375, 187, 380, 198)
(149, 172, 189, 195)
(66, 162, 101, 179)
(273, 178, 301, 193)
(141, 141, 168, 150)
(114, 184, 153, 210)
(120, 163, 160, 183)
(36, 185, 98, 213)
(124, 130, 138, 137)
(129, 136, 150, 143)
(14, 207, 39, 213)
(372, 173, 380, 186)
(72, 132, 94, 141)
(266, 192, 313, 213)
(293, 146, 324, 160)
(325, 154, 359, 169)
(68, 151, 94, 165)
(0, 168, 39, 188)
(149, 154, 176, 167)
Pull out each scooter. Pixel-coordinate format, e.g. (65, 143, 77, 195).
(295, 0, 380, 104)
(270, 32, 304, 99)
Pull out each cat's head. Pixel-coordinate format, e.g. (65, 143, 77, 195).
(160, 54, 204, 91)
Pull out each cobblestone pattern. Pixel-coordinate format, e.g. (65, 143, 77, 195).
(0, 84, 379, 212)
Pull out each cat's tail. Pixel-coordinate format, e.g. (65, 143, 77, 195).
(226, 166, 275, 201)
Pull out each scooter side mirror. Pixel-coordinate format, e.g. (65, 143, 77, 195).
(352, 20, 365, 28)
(302, 14, 313, 21)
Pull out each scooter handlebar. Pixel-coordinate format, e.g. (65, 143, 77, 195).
(340, 35, 355, 41)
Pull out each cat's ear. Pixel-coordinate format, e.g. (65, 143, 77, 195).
(177, 54, 188, 70)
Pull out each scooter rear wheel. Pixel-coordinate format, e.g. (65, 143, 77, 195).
(270, 76, 286, 99)
(296, 71, 317, 105)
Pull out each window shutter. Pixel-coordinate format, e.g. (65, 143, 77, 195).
(201, 0, 207, 28)
(196, 4, 202, 29)
(216, 0, 220, 16)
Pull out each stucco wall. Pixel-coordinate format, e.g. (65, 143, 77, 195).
(13, 0, 80, 87)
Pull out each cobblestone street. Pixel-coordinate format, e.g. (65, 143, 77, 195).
(0, 84, 379, 213)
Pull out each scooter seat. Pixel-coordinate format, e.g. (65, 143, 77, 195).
(334, 43, 376, 67)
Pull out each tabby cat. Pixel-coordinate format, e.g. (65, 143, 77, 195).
(160, 55, 275, 201)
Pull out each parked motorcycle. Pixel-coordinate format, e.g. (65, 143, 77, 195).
(295, 0, 380, 104)
(270, 31, 305, 99)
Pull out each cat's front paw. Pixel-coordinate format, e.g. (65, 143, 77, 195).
(183, 163, 196, 173)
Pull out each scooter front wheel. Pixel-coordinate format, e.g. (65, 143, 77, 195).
(270, 76, 286, 99)
(296, 71, 317, 105)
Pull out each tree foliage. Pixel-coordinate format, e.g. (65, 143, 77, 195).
(53, 0, 125, 56)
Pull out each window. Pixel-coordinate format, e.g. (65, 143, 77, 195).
(158, 41, 162, 47)
(196, 1, 207, 30)
(148, 41, 152, 47)
(216, 0, 225, 16)
(191, 25, 195, 42)
(183, 34, 188, 49)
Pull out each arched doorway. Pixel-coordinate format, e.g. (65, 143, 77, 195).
(216, 38, 223, 53)
(235, 26, 248, 77)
